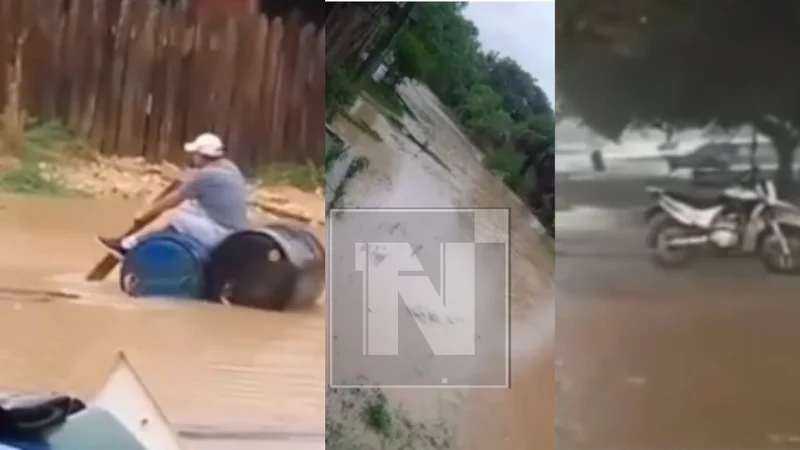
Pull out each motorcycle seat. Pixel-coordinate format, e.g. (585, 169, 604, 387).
(663, 188, 723, 208)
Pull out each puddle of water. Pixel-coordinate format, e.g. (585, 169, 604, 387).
(556, 205, 637, 232)
(330, 83, 554, 449)
(0, 192, 325, 447)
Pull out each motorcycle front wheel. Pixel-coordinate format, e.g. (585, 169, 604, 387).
(760, 230, 800, 274)
(646, 213, 695, 268)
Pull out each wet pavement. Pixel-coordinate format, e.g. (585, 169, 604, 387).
(0, 193, 325, 449)
(556, 162, 800, 450)
(328, 81, 554, 449)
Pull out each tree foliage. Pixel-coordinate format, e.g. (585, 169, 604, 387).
(557, 0, 800, 191)
(393, 3, 554, 175)
(344, 2, 554, 229)
(387, 31, 433, 84)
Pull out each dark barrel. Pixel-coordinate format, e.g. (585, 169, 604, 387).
(206, 224, 325, 311)
(119, 233, 209, 299)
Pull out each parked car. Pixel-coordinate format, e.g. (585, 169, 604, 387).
(663, 142, 740, 172)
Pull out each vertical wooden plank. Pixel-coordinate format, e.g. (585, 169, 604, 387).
(18, 0, 41, 118)
(7, 0, 22, 58)
(307, 28, 325, 165)
(103, 0, 135, 154)
(49, 6, 69, 122)
(88, 0, 123, 148)
(182, 17, 205, 142)
(159, 3, 187, 161)
(259, 16, 283, 164)
(36, 0, 64, 121)
(269, 14, 301, 163)
(55, 0, 77, 122)
(250, 15, 273, 168)
(74, 0, 97, 133)
(184, 15, 216, 140)
(209, 16, 237, 146)
(223, 15, 255, 165)
(78, 0, 106, 137)
(66, 0, 91, 130)
(143, 4, 170, 160)
(34, 0, 56, 119)
(284, 22, 315, 162)
(0, 0, 11, 108)
(130, 2, 158, 158)
(115, 0, 152, 156)
(243, 16, 268, 168)
(170, 10, 200, 161)
(202, 15, 227, 137)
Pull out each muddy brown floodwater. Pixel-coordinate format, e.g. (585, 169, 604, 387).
(557, 168, 800, 450)
(0, 193, 326, 449)
(329, 82, 554, 449)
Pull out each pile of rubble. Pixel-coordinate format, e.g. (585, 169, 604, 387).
(38, 156, 325, 226)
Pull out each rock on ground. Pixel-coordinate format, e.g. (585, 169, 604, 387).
(41, 155, 325, 226)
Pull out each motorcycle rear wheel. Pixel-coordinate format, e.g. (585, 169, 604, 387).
(647, 213, 695, 268)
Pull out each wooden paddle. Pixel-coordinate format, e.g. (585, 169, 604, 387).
(85, 179, 181, 281)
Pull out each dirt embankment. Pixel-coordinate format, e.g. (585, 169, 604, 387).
(32, 155, 325, 226)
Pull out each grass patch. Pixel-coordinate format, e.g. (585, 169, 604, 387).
(360, 392, 393, 437)
(326, 387, 454, 450)
(347, 155, 370, 178)
(362, 79, 406, 118)
(23, 119, 82, 159)
(326, 131, 346, 173)
(326, 67, 360, 120)
(484, 147, 526, 189)
(256, 161, 324, 192)
(0, 120, 80, 196)
(0, 164, 68, 195)
(328, 154, 370, 211)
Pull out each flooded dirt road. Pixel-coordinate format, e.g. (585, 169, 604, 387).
(0, 193, 325, 449)
(329, 82, 554, 449)
(557, 171, 800, 450)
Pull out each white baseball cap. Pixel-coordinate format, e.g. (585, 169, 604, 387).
(184, 132, 224, 157)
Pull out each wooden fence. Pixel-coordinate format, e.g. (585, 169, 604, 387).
(0, 0, 325, 168)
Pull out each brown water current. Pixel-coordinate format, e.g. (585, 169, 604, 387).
(0, 193, 325, 449)
(329, 81, 554, 449)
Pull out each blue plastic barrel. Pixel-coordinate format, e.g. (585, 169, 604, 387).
(119, 232, 209, 299)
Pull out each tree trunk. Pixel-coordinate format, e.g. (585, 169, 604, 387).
(752, 117, 799, 197)
(515, 137, 554, 181)
(775, 142, 797, 197)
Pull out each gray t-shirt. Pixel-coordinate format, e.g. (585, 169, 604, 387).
(179, 159, 249, 230)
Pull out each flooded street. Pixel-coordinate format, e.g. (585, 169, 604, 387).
(0, 194, 325, 449)
(557, 165, 800, 449)
(329, 81, 554, 449)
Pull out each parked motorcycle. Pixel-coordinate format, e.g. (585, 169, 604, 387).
(644, 168, 800, 273)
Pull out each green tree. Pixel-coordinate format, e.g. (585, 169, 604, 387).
(456, 84, 513, 148)
(386, 31, 434, 85)
(407, 2, 487, 106)
(557, 0, 800, 193)
(485, 55, 553, 122)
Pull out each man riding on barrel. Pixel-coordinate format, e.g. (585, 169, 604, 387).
(97, 132, 250, 257)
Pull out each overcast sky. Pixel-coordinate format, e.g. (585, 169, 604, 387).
(462, 1, 555, 104)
